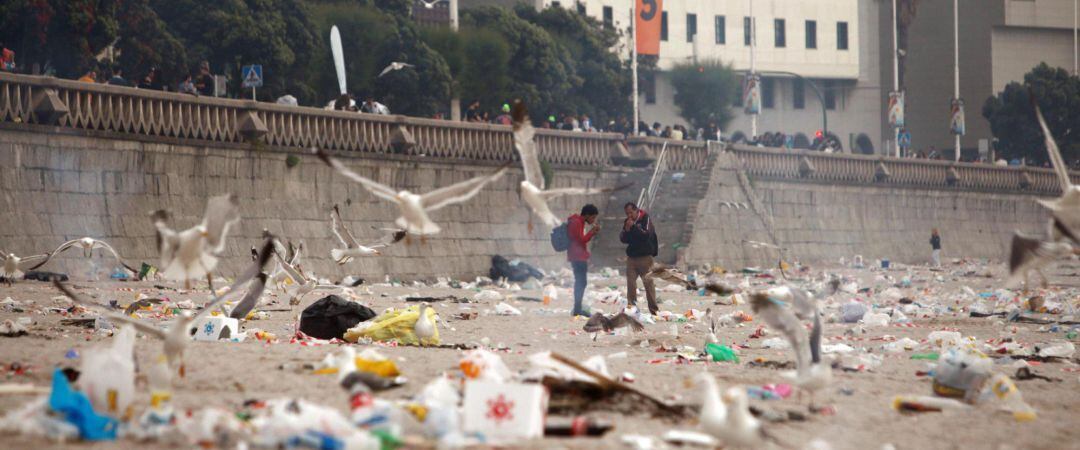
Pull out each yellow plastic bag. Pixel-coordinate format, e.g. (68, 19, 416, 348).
(344, 305, 439, 346)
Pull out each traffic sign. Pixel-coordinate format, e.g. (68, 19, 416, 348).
(242, 65, 263, 89)
(898, 130, 911, 149)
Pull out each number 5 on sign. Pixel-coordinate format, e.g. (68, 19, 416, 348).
(636, 0, 663, 56)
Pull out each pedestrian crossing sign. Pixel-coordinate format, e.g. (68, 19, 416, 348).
(242, 65, 263, 88)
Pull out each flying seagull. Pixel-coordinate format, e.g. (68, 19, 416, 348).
(649, 264, 736, 296)
(329, 205, 407, 263)
(315, 148, 509, 236)
(55, 238, 275, 379)
(1031, 103, 1080, 240)
(28, 237, 137, 273)
(511, 101, 628, 229)
(583, 310, 645, 340)
(1007, 231, 1075, 291)
(273, 247, 341, 305)
(0, 250, 49, 285)
(152, 194, 240, 288)
(378, 62, 414, 78)
(749, 289, 831, 408)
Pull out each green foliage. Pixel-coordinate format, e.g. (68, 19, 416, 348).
(0, 0, 124, 76)
(982, 63, 1080, 165)
(668, 60, 739, 129)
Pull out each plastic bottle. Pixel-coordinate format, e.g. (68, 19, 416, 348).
(987, 374, 1037, 422)
(545, 417, 613, 436)
(542, 285, 557, 306)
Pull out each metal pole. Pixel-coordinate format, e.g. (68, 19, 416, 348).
(252, 86, 256, 101)
(450, 0, 461, 121)
(892, 0, 900, 157)
(633, 6, 639, 135)
(954, 0, 961, 161)
(1074, 0, 1077, 75)
(750, 0, 757, 139)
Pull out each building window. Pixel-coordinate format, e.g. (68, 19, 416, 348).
(661, 11, 668, 41)
(734, 75, 744, 106)
(576, 1, 585, 15)
(762, 77, 775, 109)
(744, 17, 752, 46)
(793, 78, 805, 109)
(805, 20, 817, 49)
(603, 6, 613, 29)
(837, 21, 849, 50)
(551, 1, 560, 7)
(824, 80, 836, 110)
(687, 13, 697, 43)
(714, 15, 726, 44)
(774, 19, 785, 48)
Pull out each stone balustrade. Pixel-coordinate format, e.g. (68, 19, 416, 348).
(1, 72, 1072, 195)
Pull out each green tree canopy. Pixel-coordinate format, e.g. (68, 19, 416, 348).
(668, 59, 739, 129)
(0, 0, 123, 76)
(982, 63, 1080, 165)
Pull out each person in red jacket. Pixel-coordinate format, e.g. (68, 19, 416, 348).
(567, 204, 601, 316)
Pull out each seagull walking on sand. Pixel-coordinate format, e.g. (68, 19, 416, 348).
(55, 238, 275, 379)
(0, 250, 49, 284)
(152, 194, 240, 288)
(330, 205, 407, 263)
(28, 237, 137, 273)
(511, 101, 628, 230)
(377, 62, 414, 77)
(315, 148, 508, 236)
(749, 288, 832, 408)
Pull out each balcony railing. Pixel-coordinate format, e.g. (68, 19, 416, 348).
(0, 72, 1072, 195)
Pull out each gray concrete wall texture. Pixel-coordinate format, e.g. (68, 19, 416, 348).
(0, 128, 629, 281)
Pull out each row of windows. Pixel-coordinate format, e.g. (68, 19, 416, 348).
(596, 5, 849, 51)
(641, 74, 839, 111)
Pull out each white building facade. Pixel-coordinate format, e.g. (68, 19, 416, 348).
(539, 0, 885, 153)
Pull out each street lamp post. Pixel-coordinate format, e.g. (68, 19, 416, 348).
(749, 0, 757, 139)
(760, 71, 827, 139)
(953, 0, 961, 161)
(891, 0, 900, 157)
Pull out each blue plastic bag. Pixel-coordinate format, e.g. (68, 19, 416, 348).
(48, 368, 118, 440)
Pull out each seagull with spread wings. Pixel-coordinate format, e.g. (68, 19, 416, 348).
(274, 248, 342, 305)
(329, 205, 407, 264)
(377, 62, 413, 77)
(28, 237, 137, 274)
(315, 148, 508, 236)
(749, 289, 831, 408)
(1, 250, 49, 285)
(511, 101, 628, 229)
(55, 238, 274, 379)
(152, 194, 240, 288)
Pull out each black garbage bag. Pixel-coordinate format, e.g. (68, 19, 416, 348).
(489, 255, 544, 282)
(299, 295, 376, 340)
(23, 271, 69, 282)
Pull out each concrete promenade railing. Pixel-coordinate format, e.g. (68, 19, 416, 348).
(0, 72, 1071, 194)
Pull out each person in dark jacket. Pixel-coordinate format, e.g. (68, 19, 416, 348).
(567, 204, 601, 317)
(620, 202, 658, 315)
(930, 228, 941, 267)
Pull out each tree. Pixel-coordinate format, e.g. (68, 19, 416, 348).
(982, 63, 1080, 165)
(0, 0, 124, 76)
(668, 60, 739, 130)
(896, 0, 920, 91)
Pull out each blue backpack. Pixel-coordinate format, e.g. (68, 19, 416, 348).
(550, 222, 570, 252)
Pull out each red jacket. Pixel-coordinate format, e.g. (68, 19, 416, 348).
(566, 214, 597, 262)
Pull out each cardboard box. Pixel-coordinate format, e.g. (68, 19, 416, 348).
(189, 316, 239, 342)
(463, 381, 547, 442)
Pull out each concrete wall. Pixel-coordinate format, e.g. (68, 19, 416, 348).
(0, 127, 628, 280)
(682, 150, 1052, 268)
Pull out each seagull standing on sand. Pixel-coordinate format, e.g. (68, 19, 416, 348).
(695, 372, 769, 448)
(56, 238, 274, 379)
(329, 205, 407, 263)
(377, 62, 414, 78)
(749, 289, 832, 408)
(511, 101, 627, 230)
(415, 303, 436, 345)
(0, 250, 48, 284)
(152, 194, 240, 288)
(315, 148, 508, 236)
(29, 237, 137, 273)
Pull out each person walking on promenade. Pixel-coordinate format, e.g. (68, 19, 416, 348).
(620, 202, 659, 315)
(930, 228, 942, 268)
(568, 204, 601, 317)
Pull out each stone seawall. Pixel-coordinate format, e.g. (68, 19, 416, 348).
(0, 127, 630, 280)
(682, 151, 1052, 269)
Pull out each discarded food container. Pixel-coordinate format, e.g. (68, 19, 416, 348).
(463, 381, 547, 442)
(189, 316, 239, 341)
(932, 347, 991, 401)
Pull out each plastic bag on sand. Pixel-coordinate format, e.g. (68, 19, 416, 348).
(78, 325, 136, 419)
(417, 376, 464, 442)
(841, 302, 867, 323)
(460, 348, 513, 383)
(927, 331, 963, 349)
(247, 398, 379, 449)
(761, 337, 790, 349)
(343, 305, 439, 346)
(178, 407, 243, 447)
(475, 290, 503, 302)
(882, 337, 919, 353)
(48, 368, 118, 440)
(861, 313, 890, 327)
(494, 302, 522, 316)
(1037, 341, 1075, 358)
(880, 288, 904, 303)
